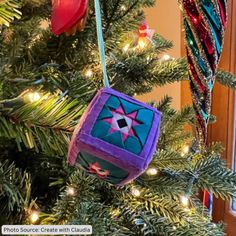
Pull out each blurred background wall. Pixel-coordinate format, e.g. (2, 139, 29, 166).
(138, 0, 181, 109)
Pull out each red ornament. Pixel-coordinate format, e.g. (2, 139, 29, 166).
(137, 21, 154, 48)
(51, 0, 88, 36)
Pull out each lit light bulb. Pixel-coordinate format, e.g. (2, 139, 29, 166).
(184, 207, 190, 212)
(180, 195, 189, 207)
(146, 168, 158, 176)
(138, 40, 147, 49)
(85, 69, 93, 77)
(120, 5, 127, 11)
(181, 145, 190, 156)
(27, 92, 41, 103)
(131, 187, 141, 197)
(162, 54, 171, 61)
(67, 187, 76, 196)
(173, 226, 177, 230)
(30, 211, 39, 224)
(123, 44, 130, 52)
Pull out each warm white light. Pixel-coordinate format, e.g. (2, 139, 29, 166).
(184, 207, 190, 212)
(120, 5, 127, 11)
(67, 187, 75, 196)
(138, 40, 147, 49)
(181, 145, 190, 156)
(30, 211, 39, 223)
(123, 44, 130, 52)
(131, 188, 141, 197)
(85, 69, 93, 77)
(27, 92, 41, 103)
(180, 195, 189, 207)
(146, 168, 158, 176)
(173, 226, 177, 230)
(162, 54, 171, 61)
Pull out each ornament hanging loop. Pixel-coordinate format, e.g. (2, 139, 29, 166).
(94, 0, 110, 88)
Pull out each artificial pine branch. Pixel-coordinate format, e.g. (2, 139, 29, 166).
(41, 170, 100, 224)
(0, 92, 86, 156)
(0, 160, 31, 213)
(0, 0, 21, 26)
(158, 106, 194, 151)
(194, 154, 236, 199)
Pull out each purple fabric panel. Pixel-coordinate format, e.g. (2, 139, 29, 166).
(81, 92, 110, 134)
(118, 171, 140, 186)
(142, 112, 162, 169)
(68, 90, 107, 165)
(78, 133, 144, 172)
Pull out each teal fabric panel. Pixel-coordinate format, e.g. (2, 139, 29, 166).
(98, 105, 113, 120)
(103, 131, 125, 148)
(133, 124, 151, 146)
(120, 98, 142, 114)
(78, 151, 129, 184)
(136, 109, 154, 124)
(91, 120, 110, 138)
(125, 136, 142, 154)
(106, 96, 120, 110)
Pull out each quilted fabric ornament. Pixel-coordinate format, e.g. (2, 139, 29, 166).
(68, 88, 161, 185)
(51, 0, 88, 35)
(68, 0, 161, 186)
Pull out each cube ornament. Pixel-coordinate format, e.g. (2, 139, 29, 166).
(68, 88, 161, 186)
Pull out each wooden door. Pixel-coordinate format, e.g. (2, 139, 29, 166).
(208, 0, 236, 235)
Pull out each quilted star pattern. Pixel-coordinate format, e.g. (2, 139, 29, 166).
(91, 95, 154, 155)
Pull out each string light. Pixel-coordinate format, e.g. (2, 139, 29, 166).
(146, 167, 158, 176)
(138, 39, 147, 49)
(123, 44, 130, 52)
(85, 69, 93, 77)
(29, 211, 39, 224)
(184, 208, 191, 213)
(67, 187, 76, 196)
(173, 226, 177, 230)
(181, 145, 190, 156)
(27, 92, 41, 103)
(120, 5, 127, 11)
(180, 195, 189, 207)
(131, 187, 141, 197)
(162, 54, 171, 61)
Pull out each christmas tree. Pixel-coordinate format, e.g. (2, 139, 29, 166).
(1, 0, 236, 235)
